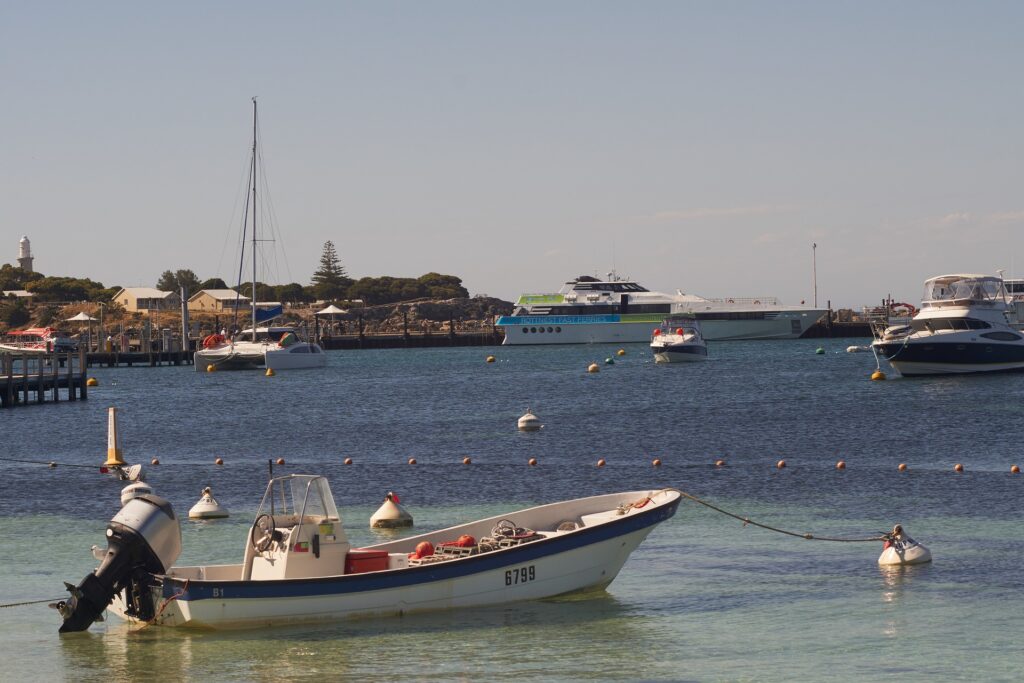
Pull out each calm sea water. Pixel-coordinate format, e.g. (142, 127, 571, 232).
(2, 340, 1024, 681)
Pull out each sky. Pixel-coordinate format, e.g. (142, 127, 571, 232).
(2, 2, 1023, 308)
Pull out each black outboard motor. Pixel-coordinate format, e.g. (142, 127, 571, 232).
(55, 494, 181, 633)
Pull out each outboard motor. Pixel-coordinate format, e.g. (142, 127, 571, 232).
(55, 494, 181, 633)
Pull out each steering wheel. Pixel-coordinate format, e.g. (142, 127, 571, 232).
(250, 514, 277, 552)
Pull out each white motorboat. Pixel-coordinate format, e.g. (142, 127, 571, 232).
(872, 273, 1024, 376)
(54, 474, 681, 631)
(651, 316, 708, 363)
(193, 98, 325, 371)
(496, 273, 826, 344)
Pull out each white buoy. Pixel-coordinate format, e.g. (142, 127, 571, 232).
(120, 481, 154, 507)
(370, 492, 413, 528)
(188, 487, 229, 519)
(517, 408, 542, 432)
(878, 525, 932, 566)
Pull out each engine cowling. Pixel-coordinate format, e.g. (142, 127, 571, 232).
(56, 494, 181, 633)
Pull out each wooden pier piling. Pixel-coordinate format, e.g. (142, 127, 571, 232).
(0, 348, 88, 408)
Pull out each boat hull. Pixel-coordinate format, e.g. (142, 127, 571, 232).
(873, 340, 1024, 376)
(497, 314, 823, 344)
(112, 491, 680, 629)
(264, 343, 328, 370)
(652, 343, 708, 363)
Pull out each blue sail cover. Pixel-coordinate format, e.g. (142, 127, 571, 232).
(255, 305, 283, 323)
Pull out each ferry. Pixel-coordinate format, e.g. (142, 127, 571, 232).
(0, 327, 77, 353)
(496, 274, 827, 344)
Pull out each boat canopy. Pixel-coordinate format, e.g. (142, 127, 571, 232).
(921, 275, 1007, 307)
(256, 474, 340, 522)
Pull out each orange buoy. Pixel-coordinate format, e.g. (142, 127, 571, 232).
(486, 355, 496, 363)
(898, 463, 908, 472)
(528, 458, 537, 466)
(344, 457, 353, 465)
(215, 457, 223, 466)
(954, 463, 964, 472)
(836, 460, 846, 470)
(276, 458, 285, 465)
(714, 459, 726, 467)
(776, 459, 786, 469)
(652, 458, 661, 467)
(408, 458, 417, 465)
(463, 457, 472, 465)
(596, 458, 605, 467)
(150, 458, 160, 466)
(1011, 464, 1020, 474)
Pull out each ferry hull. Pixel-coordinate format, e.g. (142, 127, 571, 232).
(498, 315, 823, 344)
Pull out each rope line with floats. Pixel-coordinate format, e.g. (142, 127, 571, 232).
(670, 488, 932, 565)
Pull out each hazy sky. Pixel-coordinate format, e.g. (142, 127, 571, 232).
(3, 2, 1022, 308)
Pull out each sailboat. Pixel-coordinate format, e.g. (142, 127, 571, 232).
(195, 99, 326, 372)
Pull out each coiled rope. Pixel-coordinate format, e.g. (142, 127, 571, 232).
(675, 489, 888, 543)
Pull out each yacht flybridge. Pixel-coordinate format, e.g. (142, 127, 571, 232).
(872, 273, 1024, 376)
(496, 274, 826, 344)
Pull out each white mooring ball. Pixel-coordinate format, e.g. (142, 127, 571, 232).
(878, 525, 932, 566)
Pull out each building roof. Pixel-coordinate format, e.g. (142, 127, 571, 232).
(2, 290, 32, 297)
(188, 289, 250, 302)
(112, 287, 178, 299)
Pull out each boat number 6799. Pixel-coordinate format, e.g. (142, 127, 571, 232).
(505, 565, 536, 585)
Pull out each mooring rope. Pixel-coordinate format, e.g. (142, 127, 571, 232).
(0, 597, 63, 608)
(675, 490, 888, 543)
(0, 456, 101, 469)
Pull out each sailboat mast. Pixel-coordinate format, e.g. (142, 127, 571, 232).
(251, 97, 258, 335)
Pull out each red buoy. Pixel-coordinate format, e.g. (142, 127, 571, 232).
(898, 463, 908, 472)
(596, 458, 605, 467)
(776, 459, 786, 469)
(954, 463, 964, 472)
(528, 458, 537, 466)
(408, 458, 417, 465)
(836, 460, 846, 470)
(652, 458, 662, 467)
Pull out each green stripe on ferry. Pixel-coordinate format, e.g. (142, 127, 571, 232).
(619, 314, 671, 323)
(517, 294, 564, 305)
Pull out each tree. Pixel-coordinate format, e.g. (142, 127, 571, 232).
(200, 277, 228, 290)
(0, 298, 30, 327)
(156, 269, 202, 295)
(274, 283, 313, 303)
(417, 272, 469, 299)
(311, 241, 352, 300)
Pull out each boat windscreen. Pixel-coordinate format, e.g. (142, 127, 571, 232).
(923, 278, 1005, 304)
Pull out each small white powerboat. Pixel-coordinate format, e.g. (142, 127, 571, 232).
(651, 316, 708, 363)
(54, 474, 681, 631)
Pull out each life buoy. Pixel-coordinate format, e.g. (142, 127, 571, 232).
(202, 334, 227, 349)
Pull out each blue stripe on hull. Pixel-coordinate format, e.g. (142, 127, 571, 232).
(164, 498, 680, 601)
(875, 341, 1024, 367)
(652, 344, 707, 357)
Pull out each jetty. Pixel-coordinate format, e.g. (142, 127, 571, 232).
(0, 349, 88, 408)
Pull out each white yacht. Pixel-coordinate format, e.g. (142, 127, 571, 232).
(872, 273, 1024, 376)
(496, 274, 826, 344)
(196, 326, 326, 372)
(193, 99, 326, 371)
(651, 316, 708, 363)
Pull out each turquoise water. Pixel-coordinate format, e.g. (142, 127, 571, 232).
(2, 341, 1023, 681)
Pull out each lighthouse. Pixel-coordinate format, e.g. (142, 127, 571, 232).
(17, 236, 33, 272)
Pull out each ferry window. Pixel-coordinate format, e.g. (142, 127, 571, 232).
(547, 327, 553, 333)
(530, 327, 537, 333)
(538, 327, 544, 333)
(555, 327, 561, 333)
(522, 328, 528, 333)
(981, 331, 1021, 341)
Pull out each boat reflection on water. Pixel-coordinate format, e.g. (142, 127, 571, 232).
(58, 592, 644, 680)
